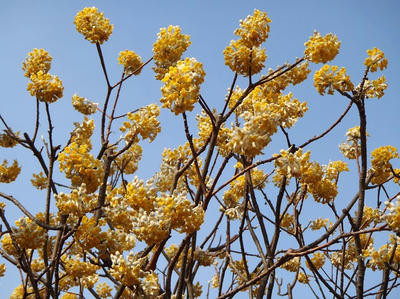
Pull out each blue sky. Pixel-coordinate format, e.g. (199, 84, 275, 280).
(0, 0, 399, 297)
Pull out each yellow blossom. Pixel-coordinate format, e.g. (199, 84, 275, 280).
(223, 39, 266, 76)
(74, 7, 113, 44)
(234, 9, 271, 48)
(27, 71, 64, 103)
(118, 50, 143, 75)
(280, 257, 300, 272)
(31, 172, 48, 190)
(0, 159, 21, 183)
(310, 218, 329, 230)
(304, 30, 341, 63)
(161, 57, 205, 114)
(96, 282, 112, 298)
(385, 197, 400, 233)
(313, 65, 354, 95)
(71, 94, 98, 115)
(339, 126, 369, 159)
(22, 48, 52, 78)
(370, 145, 398, 185)
(362, 76, 388, 99)
(364, 47, 388, 72)
(306, 252, 326, 270)
(297, 271, 310, 284)
(0, 132, 19, 148)
(13, 217, 48, 250)
(0, 263, 5, 277)
(153, 25, 191, 80)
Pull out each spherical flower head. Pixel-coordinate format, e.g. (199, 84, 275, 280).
(0, 159, 21, 183)
(364, 47, 388, 72)
(72, 94, 98, 115)
(153, 25, 191, 80)
(313, 65, 354, 95)
(304, 31, 341, 63)
(118, 50, 143, 75)
(22, 48, 52, 78)
(223, 39, 266, 76)
(370, 145, 399, 185)
(361, 76, 388, 99)
(160, 57, 205, 114)
(0, 132, 19, 148)
(27, 71, 64, 103)
(74, 7, 113, 44)
(234, 9, 271, 48)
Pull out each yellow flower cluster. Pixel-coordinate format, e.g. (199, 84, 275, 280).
(339, 126, 369, 160)
(223, 167, 266, 208)
(55, 186, 98, 218)
(160, 57, 205, 115)
(280, 213, 295, 232)
(0, 159, 21, 183)
(12, 217, 48, 250)
(63, 256, 99, 281)
(74, 7, 113, 44)
(234, 9, 271, 48)
(96, 282, 112, 298)
(364, 47, 388, 72)
(27, 71, 64, 103)
(310, 218, 329, 230)
(363, 235, 400, 271)
(120, 103, 161, 142)
(361, 206, 382, 228)
(118, 50, 143, 75)
(297, 271, 310, 284)
(306, 252, 326, 270)
(153, 25, 191, 80)
(362, 76, 388, 99)
(70, 117, 95, 150)
(110, 251, 159, 295)
(304, 31, 341, 63)
(223, 39, 266, 76)
(58, 142, 104, 193)
(224, 9, 270, 76)
(313, 65, 354, 95)
(0, 132, 18, 148)
(71, 94, 98, 115)
(227, 86, 307, 157)
(30, 172, 48, 190)
(370, 145, 398, 185)
(280, 257, 300, 272)
(274, 149, 348, 203)
(22, 48, 52, 78)
(384, 196, 400, 233)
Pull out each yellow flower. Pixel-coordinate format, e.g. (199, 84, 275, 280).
(153, 25, 191, 80)
(161, 57, 205, 114)
(234, 9, 271, 48)
(31, 172, 48, 190)
(27, 71, 64, 103)
(0, 132, 19, 148)
(304, 31, 341, 63)
(306, 252, 326, 270)
(362, 76, 388, 99)
(364, 47, 388, 72)
(370, 145, 399, 185)
(0, 263, 5, 277)
(313, 65, 354, 95)
(0, 159, 21, 183)
(223, 39, 266, 76)
(118, 50, 143, 75)
(74, 7, 113, 44)
(22, 48, 52, 78)
(96, 282, 112, 298)
(71, 94, 98, 115)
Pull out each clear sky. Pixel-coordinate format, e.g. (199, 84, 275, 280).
(0, 0, 399, 297)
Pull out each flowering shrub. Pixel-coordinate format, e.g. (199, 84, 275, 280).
(0, 7, 398, 299)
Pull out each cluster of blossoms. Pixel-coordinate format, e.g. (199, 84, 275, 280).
(384, 196, 400, 232)
(304, 30, 341, 63)
(339, 126, 369, 159)
(360, 76, 388, 99)
(363, 235, 400, 271)
(74, 7, 113, 44)
(0, 159, 21, 183)
(152, 25, 191, 80)
(281, 257, 300, 272)
(62, 255, 100, 288)
(22, 48, 64, 103)
(9, 217, 47, 251)
(364, 47, 388, 72)
(114, 142, 142, 174)
(306, 252, 326, 270)
(55, 184, 98, 217)
(370, 145, 398, 185)
(30, 171, 48, 190)
(71, 94, 98, 115)
(274, 149, 348, 203)
(0, 131, 18, 148)
(297, 271, 311, 284)
(160, 57, 206, 115)
(227, 86, 308, 157)
(224, 9, 271, 76)
(109, 251, 160, 296)
(313, 65, 354, 95)
(118, 50, 143, 75)
(310, 218, 329, 230)
(120, 103, 161, 142)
